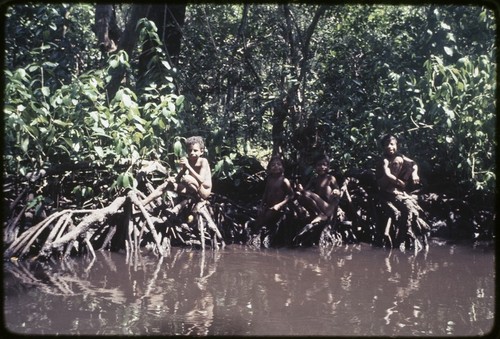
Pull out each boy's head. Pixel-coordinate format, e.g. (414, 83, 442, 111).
(186, 136, 205, 151)
(380, 134, 398, 156)
(380, 134, 398, 147)
(314, 155, 330, 174)
(267, 155, 284, 174)
(186, 136, 205, 159)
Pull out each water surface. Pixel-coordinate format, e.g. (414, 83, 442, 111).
(3, 241, 495, 336)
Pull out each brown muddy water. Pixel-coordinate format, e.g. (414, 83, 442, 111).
(3, 241, 495, 336)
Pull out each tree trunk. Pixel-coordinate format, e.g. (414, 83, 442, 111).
(137, 4, 186, 89)
(104, 4, 186, 99)
(95, 4, 120, 53)
(275, 5, 327, 162)
(105, 4, 150, 99)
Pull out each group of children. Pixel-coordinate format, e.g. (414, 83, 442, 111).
(161, 134, 423, 247)
(252, 154, 341, 234)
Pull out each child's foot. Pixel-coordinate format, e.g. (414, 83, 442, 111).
(310, 214, 328, 225)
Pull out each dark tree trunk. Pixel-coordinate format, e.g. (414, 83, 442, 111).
(273, 5, 327, 163)
(272, 98, 288, 156)
(95, 4, 120, 53)
(102, 4, 186, 100)
(104, 5, 149, 99)
(161, 4, 187, 64)
(137, 4, 186, 86)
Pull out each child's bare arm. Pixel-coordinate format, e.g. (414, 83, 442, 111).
(381, 158, 405, 188)
(198, 159, 212, 189)
(411, 163, 420, 184)
(269, 178, 294, 211)
(329, 176, 341, 199)
(180, 157, 212, 189)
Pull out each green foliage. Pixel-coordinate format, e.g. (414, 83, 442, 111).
(5, 4, 100, 80)
(4, 55, 185, 204)
(3, 3, 496, 207)
(409, 54, 496, 194)
(284, 5, 495, 197)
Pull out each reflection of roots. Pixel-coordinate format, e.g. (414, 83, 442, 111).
(6, 254, 127, 302)
(185, 294, 215, 336)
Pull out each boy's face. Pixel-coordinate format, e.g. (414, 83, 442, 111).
(187, 143, 203, 161)
(315, 160, 329, 174)
(384, 139, 398, 156)
(268, 159, 283, 174)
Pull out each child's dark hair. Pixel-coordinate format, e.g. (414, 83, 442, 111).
(186, 136, 205, 151)
(314, 154, 330, 166)
(380, 134, 398, 147)
(268, 154, 284, 169)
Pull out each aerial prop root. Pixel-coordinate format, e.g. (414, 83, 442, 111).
(4, 189, 171, 261)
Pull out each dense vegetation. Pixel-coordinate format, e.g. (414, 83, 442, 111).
(3, 4, 496, 251)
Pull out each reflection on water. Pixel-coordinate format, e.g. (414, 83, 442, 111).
(3, 241, 495, 336)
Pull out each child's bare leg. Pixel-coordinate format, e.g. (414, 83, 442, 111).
(298, 191, 322, 218)
(304, 192, 333, 223)
(198, 186, 211, 200)
(319, 198, 339, 222)
(181, 175, 199, 191)
(252, 209, 280, 234)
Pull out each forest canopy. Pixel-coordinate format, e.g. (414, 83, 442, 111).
(3, 3, 496, 216)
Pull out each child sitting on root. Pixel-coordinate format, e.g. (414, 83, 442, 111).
(251, 154, 294, 235)
(376, 133, 428, 249)
(140, 136, 212, 207)
(296, 155, 340, 225)
(169, 136, 212, 202)
(167, 136, 224, 246)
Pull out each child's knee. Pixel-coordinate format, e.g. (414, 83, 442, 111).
(182, 175, 199, 187)
(198, 187, 211, 200)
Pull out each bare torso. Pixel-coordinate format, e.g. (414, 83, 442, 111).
(263, 174, 292, 208)
(310, 174, 338, 203)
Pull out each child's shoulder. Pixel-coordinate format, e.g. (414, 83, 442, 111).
(400, 154, 415, 163)
(328, 173, 337, 180)
(198, 157, 209, 165)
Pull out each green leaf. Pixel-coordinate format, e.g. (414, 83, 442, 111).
(161, 60, 171, 70)
(21, 138, 29, 152)
(173, 140, 184, 157)
(53, 119, 71, 127)
(41, 86, 50, 96)
(121, 93, 132, 107)
(440, 22, 451, 30)
(94, 146, 104, 158)
(122, 174, 130, 188)
(175, 95, 185, 106)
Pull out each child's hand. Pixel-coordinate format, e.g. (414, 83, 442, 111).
(179, 157, 188, 168)
(269, 204, 281, 211)
(412, 173, 420, 185)
(396, 179, 406, 188)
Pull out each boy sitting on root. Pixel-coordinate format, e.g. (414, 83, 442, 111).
(251, 154, 294, 236)
(296, 155, 341, 225)
(168, 136, 212, 208)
